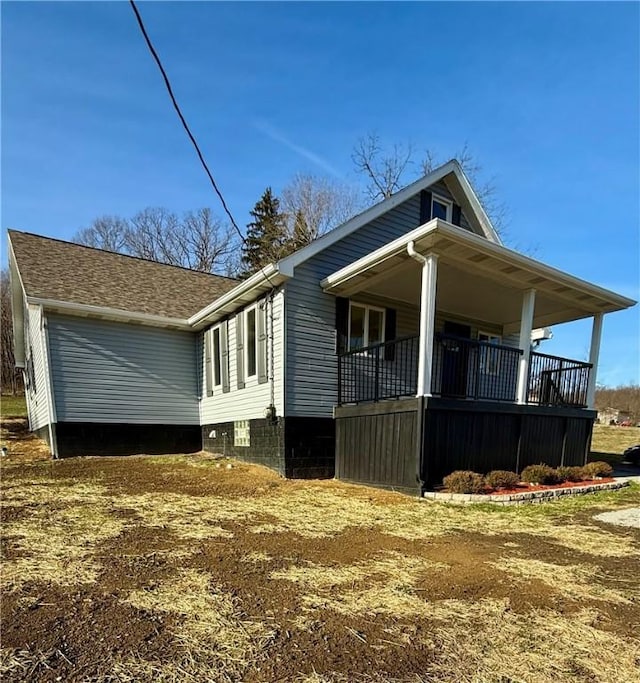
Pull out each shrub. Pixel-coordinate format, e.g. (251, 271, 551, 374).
(485, 470, 520, 490)
(520, 464, 559, 485)
(582, 461, 613, 479)
(443, 470, 485, 494)
(555, 466, 585, 483)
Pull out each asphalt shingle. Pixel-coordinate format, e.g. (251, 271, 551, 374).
(9, 230, 239, 320)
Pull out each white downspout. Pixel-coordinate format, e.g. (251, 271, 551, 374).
(407, 242, 438, 397)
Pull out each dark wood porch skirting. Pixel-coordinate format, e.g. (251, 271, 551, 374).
(335, 399, 422, 493)
(335, 398, 596, 493)
(54, 422, 202, 457)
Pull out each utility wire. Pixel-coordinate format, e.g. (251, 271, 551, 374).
(128, 0, 276, 288)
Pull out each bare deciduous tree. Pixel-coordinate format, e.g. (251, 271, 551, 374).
(281, 173, 362, 249)
(352, 133, 507, 236)
(351, 132, 413, 201)
(1, 270, 23, 395)
(74, 208, 238, 275)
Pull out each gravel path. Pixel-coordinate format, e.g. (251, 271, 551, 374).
(594, 508, 640, 529)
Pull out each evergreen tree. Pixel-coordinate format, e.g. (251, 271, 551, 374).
(241, 187, 287, 276)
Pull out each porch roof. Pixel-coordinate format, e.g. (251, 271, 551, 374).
(320, 219, 636, 333)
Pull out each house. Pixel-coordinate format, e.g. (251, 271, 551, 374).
(8, 160, 636, 492)
(597, 408, 632, 425)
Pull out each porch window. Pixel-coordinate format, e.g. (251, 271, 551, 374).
(478, 332, 502, 375)
(245, 306, 257, 377)
(431, 195, 452, 222)
(349, 303, 385, 351)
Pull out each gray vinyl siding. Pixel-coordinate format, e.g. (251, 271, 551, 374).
(25, 304, 51, 430)
(199, 290, 284, 424)
(47, 315, 199, 424)
(285, 193, 424, 417)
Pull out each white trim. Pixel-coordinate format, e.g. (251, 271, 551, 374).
(321, 219, 636, 313)
(278, 160, 500, 274)
(244, 304, 258, 378)
(189, 263, 290, 328)
(27, 297, 191, 330)
(431, 194, 453, 222)
(40, 308, 59, 457)
(348, 301, 386, 351)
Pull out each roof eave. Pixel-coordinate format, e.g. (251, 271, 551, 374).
(321, 219, 636, 315)
(29, 297, 192, 330)
(188, 262, 292, 329)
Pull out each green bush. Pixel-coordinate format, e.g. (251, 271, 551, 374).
(520, 464, 559, 485)
(442, 470, 485, 494)
(582, 461, 614, 479)
(485, 470, 520, 490)
(555, 466, 585, 483)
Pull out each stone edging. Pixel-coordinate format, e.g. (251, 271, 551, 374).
(422, 480, 629, 506)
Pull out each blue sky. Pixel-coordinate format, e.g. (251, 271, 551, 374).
(2, 1, 639, 385)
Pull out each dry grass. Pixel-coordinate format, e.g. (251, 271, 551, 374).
(122, 568, 275, 682)
(274, 551, 448, 619)
(591, 424, 640, 456)
(1, 500, 126, 589)
(418, 602, 640, 683)
(491, 557, 634, 604)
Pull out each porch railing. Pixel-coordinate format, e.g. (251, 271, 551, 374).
(337, 334, 591, 408)
(431, 334, 522, 402)
(338, 335, 419, 404)
(527, 351, 592, 408)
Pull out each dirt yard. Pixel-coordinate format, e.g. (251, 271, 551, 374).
(1, 418, 639, 682)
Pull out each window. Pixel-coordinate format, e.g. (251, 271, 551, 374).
(478, 332, 501, 375)
(431, 195, 452, 222)
(234, 420, 250, 447)
(212, 326, 222, 386)
(348, 303, 385, 351)
(245, 306, 257, 377)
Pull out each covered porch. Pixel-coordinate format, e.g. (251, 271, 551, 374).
(321, 219, 635, 493)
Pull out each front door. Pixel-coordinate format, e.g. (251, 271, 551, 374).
(441, 321, 471, 397)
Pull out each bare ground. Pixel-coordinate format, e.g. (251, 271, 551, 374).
(1, 418, 639, 682)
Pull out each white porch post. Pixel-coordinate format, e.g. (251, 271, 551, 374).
(516, 289, 536, 404)
(416, 253, 438, 397)
(586, 313, 604, 410)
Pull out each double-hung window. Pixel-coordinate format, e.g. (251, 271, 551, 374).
(431, 195, 452, 222)
(245, 306, 257, 377)
(348, 303, 385, 352)
(478, 332, 501, 375)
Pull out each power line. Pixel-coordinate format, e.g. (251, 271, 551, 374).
(128, 0, 276, 288)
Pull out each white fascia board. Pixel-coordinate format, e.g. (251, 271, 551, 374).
(188, 262, 292, 328)
(278, 160, 492, 272)
(447, 166, 502, 244)
(321, 219, 636, 311)
(320, 219, 440, 289)
(434, 222, 636, 309)
(28, 297, 192, 330)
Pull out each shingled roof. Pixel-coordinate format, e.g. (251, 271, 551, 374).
(8, 230, 239, 320)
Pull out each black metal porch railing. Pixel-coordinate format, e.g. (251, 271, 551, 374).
(337, 334, 591, 408)
(338, 335, 419, 405)
(431, 334, 523, 402)
(527, 351, 592, 408)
